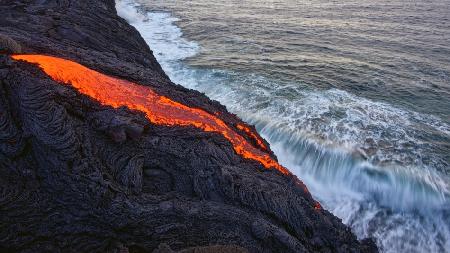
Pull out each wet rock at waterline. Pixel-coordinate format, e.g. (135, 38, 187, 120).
(0, 1, 377, 252)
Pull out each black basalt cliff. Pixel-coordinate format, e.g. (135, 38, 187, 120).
(0, 1, 378, 252)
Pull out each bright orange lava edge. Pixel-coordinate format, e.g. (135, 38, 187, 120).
(236, 123, 268, 152)
(12, 54, 291, 175)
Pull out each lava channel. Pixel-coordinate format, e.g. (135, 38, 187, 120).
(12, 54, 291, 175)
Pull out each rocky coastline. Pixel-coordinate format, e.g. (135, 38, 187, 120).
(0, 1, 377, 252)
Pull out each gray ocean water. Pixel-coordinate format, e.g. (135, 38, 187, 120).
(116, 0, 450, 252)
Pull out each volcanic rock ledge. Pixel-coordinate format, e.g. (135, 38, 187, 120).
(0, 0, 378, 253)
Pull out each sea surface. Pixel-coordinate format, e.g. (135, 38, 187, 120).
(115, 0, 450, 252)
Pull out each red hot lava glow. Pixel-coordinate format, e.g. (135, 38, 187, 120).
(12, 54, 291, 175)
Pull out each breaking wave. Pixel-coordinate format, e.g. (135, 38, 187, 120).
(116, 0, 450, 252)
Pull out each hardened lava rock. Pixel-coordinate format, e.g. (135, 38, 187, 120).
(0, 0, 377, 252)
(0, 34, 21, 54)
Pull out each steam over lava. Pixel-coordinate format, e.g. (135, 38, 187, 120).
(12, 54, 290, 175)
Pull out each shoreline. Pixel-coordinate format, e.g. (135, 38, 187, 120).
(1, 0, 379, 252)
(115, 1, 450, 253)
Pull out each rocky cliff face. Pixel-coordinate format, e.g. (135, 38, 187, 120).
(0, 1, 377, 252)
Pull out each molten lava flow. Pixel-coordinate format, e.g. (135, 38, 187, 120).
(236, 123, 268, 152)
(12, 54, 291, 175)
(314, 201, 322, 211)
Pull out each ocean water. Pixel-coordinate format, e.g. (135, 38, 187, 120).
(115, 0, 450, 252)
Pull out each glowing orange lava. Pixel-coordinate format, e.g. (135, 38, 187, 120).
(236, 123, 268, 152)
(314, 201, 322, 211)
(12, 54, 291, 175)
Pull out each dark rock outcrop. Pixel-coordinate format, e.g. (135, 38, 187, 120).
(0, 34, 21, 54)
(0, 0, 378, 252)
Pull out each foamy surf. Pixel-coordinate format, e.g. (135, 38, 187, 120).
(116, 0, 450, 252)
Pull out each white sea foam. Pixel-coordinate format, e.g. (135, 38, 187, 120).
(116, 1, 450, 252)
(117, 0, 198, 63)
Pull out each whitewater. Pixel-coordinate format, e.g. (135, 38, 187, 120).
(115, 1, 450, 252)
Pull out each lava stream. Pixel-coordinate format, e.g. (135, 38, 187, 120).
(12, 54, 290, 175)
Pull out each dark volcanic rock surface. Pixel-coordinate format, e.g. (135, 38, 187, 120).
(0, 0, 378, 252)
